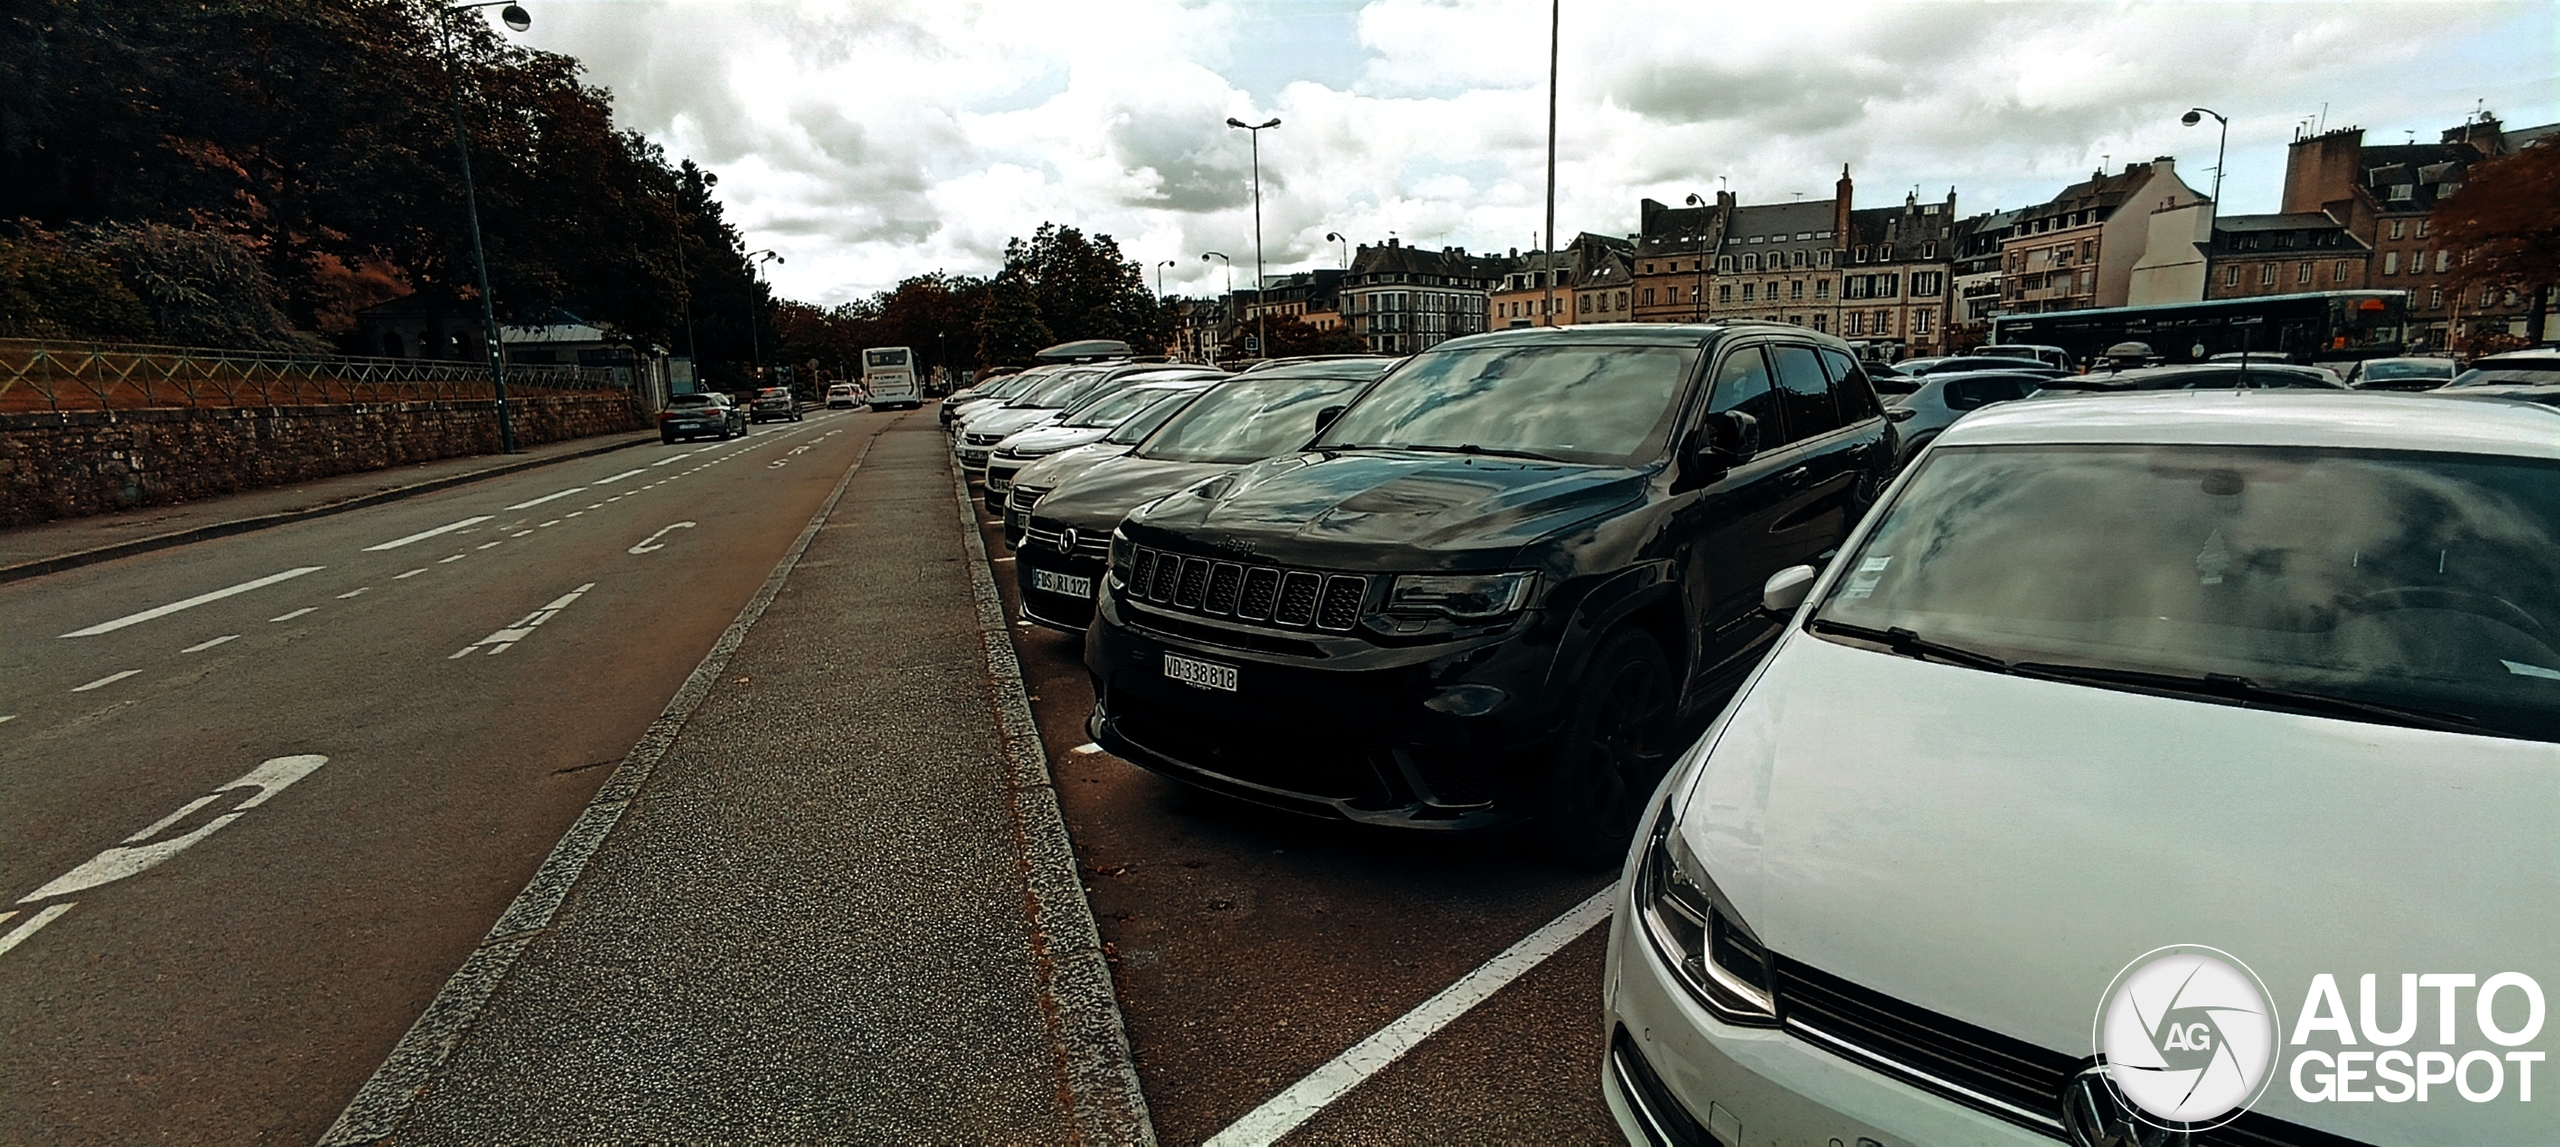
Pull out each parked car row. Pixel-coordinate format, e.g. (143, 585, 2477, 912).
(957, 327, 2560, 1147)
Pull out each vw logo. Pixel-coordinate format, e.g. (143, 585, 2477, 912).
(1057, 527, 1078, 556)
(2059, 1066, 2189, 1147)
(2090, 946, 2278, 1132)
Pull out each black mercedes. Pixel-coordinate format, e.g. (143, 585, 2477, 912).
(1083, 323, 1896, 864)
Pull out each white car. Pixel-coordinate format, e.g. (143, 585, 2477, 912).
(1606, 392, 2559, 1147)
(826, 382, 857, 408)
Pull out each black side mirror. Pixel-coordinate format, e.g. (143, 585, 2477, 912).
(1311, 405, 1346, 437)
(1708, 410, 1760, 465)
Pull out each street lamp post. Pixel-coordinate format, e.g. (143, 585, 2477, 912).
(1201, 251, 1232, 294)
(1324, 231, 1349, 270)
(2182, 107, 2229, 216)
(1226, 116, 1280, 358)
(1155, 259, 1176, 298)
(749, 248, 783, 385)
(1684, 192, 1712, 322)
(1540, 0, 1559, 331)
(438, 0, 532, 453)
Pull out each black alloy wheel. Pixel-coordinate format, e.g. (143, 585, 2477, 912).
(1540, 630, 1679, 868)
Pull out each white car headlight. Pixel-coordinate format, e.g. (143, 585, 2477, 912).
(1637, 819, 1779, 1027)
(1385, 572, 1536, 620)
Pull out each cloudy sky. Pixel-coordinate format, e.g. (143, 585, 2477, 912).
(515, 0, 2558, 305)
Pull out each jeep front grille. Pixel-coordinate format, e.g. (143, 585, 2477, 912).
(1124, 545, 1366, 632)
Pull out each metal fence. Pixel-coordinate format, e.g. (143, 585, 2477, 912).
(0, 338, 622, 414)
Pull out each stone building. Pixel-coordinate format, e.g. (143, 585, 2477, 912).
(2201, 214, 2370, 300)
(1630, 194, 1729, 323)
(1487, 233, 1634, 329)
(1339, 239, 1507, 355)
(1838, 190, 1961, 357)
(1998, 158, 2205, 314)
(1711, 193, 1844, 331)
(1237, 270, 1346, 333)
(1575, 246, 1637, 325)
(1948, 209, 2021, 344)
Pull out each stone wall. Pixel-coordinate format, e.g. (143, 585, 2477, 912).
(0, 393, 645, 527)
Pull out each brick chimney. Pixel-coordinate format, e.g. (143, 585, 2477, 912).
(2282, 127, 2364, 215)
(1833, 164, 1854, 242)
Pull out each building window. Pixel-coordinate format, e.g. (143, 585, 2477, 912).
(1815, 279, 1831, 300)
(1718, 284, 1732, 304)
(1789, 280, 1804, 301)
(1717, 256, 1733, 272)
(1642, 263, 1653, 275)
(1879, 245, 1894, 261)
(1742, 253, 1759, 271)
(2259, 263, 2277, 286)
(2388, 220, 2405, 240)
(1616, 291, 1627, 311)
(1914, 309, 1933, 335)
(2333, 259, 2350, 283)
(1846, 312, 1864, 335)
(1813, 313, 1828, 332)
(2389, 184, 2414, 201)
(2483, 287, 2498, 308)
(2417, 220, 2430, 238)
(2297, 261, 2313, 284)
(2429, 286, 2443, 308)
(1643, 287, 1656, 306)
(1742, 283, 1756, 302)
(2437, 250, 2451, 273)
(1874, 310, 1892, 333)
(1818, 250, 1833, 268)
(2383, 251, 2398, 275)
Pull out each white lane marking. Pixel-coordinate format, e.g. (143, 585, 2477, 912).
(628, 522, 697, 554)
(438, 554, 466, 564)
(537, 520, 560, 528)
(503, 488, 583, 511)
(566, 511, 585, 518)
(60, 567, 325, 637)
(511, 530, 533, 538)
(337, 587, 369, 599)
(0, 715, 15, 724)
(271, 607, 317, 622)
(1070, 743, 1104, 755)
(18, 755, 330, 904)
(182, 635, 240, 653)
(650, 452, 694, 466)
(593, 469, 645, 484)
(364, 517, 492, 552)
(0, 903, 76, 958)
(991, 556, 1015, 564)
(583, 503, 603, 510)
(1201, 885, 1615, 1147)
(449, 583, 596, 658)
(396, 568, 428, 579)
(71, 670, 142, 692)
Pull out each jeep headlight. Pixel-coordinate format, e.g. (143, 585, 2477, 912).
(1109, 529, 1132, 584)
(1384, 572, 1536, 620)
(1637, 819, 1779, 1027)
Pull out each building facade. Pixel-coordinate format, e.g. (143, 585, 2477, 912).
(1838, 190, 1960, 356)
(1630, 195, 1728, 323)
(2201, 213, 2369, 301)
(1948, 209, 2020, 346)
(1712, 192, 1846, 331)
(1999, 158, 2204, 314)
(1340, 239, 1506, 355)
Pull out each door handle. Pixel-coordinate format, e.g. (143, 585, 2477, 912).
(1779, 466, 1812, 486)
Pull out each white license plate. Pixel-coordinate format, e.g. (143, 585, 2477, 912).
(1162, 651, 1238, 693)
(1032, 569, 1093, 598)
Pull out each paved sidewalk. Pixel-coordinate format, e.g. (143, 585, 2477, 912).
(332, 421, 1148, 1144)
(0, 428, 658, 579)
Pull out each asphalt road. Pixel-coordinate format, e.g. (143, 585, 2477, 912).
(0, 408, 889, 1143)
(974, 484, 1626, 1144)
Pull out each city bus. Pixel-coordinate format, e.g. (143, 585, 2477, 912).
(1991, 289, 2407, 370)
(861, 346, 921, 410)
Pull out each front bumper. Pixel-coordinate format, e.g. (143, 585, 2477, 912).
(1017, 550, 1104, 632)
(1602, 898, 2056, 1147)
(955, 441, 998, 473)
(1083, 583, 1566, 827)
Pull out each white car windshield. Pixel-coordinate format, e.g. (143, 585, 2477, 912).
(1813, 444, 2560, 743)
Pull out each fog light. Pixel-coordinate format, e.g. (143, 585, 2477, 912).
(1423, 683, 1508, 716)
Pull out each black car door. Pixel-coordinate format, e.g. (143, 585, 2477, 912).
(1659, 340, 1812, 698)
(1760, 343, 1883, 566)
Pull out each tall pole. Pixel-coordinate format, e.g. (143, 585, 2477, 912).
(749, 249, 782, 386)
(441, 3, 524, 453)
(1539, 0, 1560, 333)
(1228, 117, 1281, 357)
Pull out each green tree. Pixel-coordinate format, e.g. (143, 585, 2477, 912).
(1256, 313, 1364, 358)
(1001, 224, 1171, 352)
(74, 222, 326, 352)
(976, 272, 1053, 366)
(0, 236, 156, 341)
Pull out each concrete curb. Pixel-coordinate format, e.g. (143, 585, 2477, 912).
(0, 431, 659, 585)
(315, 421, 889, 1147)
(950, 467, 1158, 1146)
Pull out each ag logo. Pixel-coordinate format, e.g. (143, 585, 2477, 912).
(2089, 946, 2280, 1133)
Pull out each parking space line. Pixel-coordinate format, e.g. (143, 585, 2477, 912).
(1200, 885, 1616, 1147)
(60, 567, 326, 637)
(364, 517, 492, 552)
(0, 903, 75, 959)
(71, 670, 142, 693)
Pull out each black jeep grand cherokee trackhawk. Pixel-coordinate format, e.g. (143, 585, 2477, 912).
(1085, 323, 1895, 864)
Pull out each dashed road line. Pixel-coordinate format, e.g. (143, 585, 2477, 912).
(476, 541, 503, 551)
(182, 635, 240, 653)
(71, 670, 142, 693)
(271, 607, 317, 622)
(449, 582, 597, 659)
(337, 587, 370, 599)
(538, 520, 560, 528)
(512, 530, 533, 538)
(60, 567, 326, 637)
(1201, 886, 1614, 1147)
(503, 488, 584, 511)
(438, 555, 467, 564)
(364, 517, 492, 552)
(593, 469, 646, 484)
(396, 568, 428, 579)
(650, 452, 694, 466)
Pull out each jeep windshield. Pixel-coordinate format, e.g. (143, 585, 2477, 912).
(1308, 343, 1698, 467)
(1135, 374, 1372, 464)
(1812, 444, 2560, 743)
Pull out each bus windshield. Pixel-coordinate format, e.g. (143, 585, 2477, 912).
(864, 348, 910, 370)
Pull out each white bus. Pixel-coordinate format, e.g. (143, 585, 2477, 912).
(861, 346, 921, 410)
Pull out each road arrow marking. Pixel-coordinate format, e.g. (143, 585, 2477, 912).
(450, 583, 596, 658)
(16, 755, 330, 907)
(628, 522, 697, 554)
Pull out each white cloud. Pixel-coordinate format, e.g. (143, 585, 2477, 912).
(518, 0, 2558, 304)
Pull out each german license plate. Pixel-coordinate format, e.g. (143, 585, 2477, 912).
(1032, 568, 1093, 598)
(1162, 651, 1238, 693)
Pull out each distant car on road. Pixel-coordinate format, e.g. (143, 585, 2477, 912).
(750, 386, 803, 423)
(2435, 348, 2560, 409)
(1605, 391, 2560, 1147)
(658, 392, 746, 443)
(2032, 361, 2343, 396)
(826, 382, 859, 408)
(1883, 369, 2044, 468)
(1907, 356, 2060, 379)
(1967, 343, 2075, 370)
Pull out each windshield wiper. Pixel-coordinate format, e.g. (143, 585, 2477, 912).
(1804, 618, 2014, 673)
(1352, 442, 1566, 462)
(2007, 662, 2481, 734)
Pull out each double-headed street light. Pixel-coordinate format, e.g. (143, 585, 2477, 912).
(439, 0, 532, 453)
(1226, 116, 1280, 358)
(749, 249, 783, 383)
